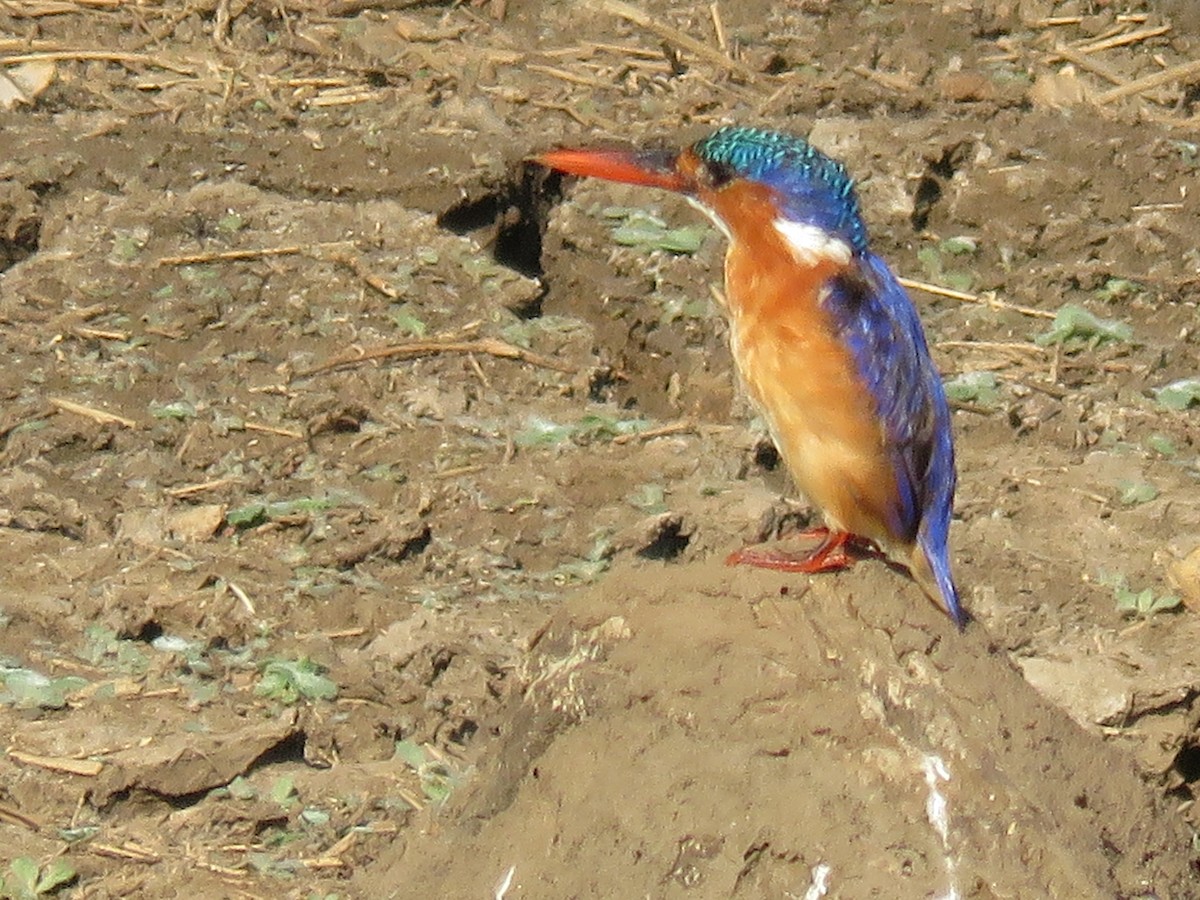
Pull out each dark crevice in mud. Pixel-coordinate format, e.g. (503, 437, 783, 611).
(752, 438, 781, 472)
(638, 518, 691, 561)
(0, 188, 42, 272)
(1168, 742, 1200, 800)
(910, 141, 972, 232)
(154, 785, 219, 811)
(124, 620, 165, 644)
(427, 647, 455, 684)
(249, 730, 308, 769)
(437, 162, 561, 313)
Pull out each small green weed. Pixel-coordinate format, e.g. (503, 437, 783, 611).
(1093, 277, 1142, 303)
(1117, 480, 1158, 506)
(943, 371, 1001, 406)
(226, 496, 335, 530)
(393, 740, 464, 806)
(270, 774, 298, 808)
(627, 483, 668, 513)
(0, 858, 77, 900)
(1153, 378, 1200, 411)
(149, 400, 197, 420)
(603, 207, 706, 254)
(916, 242, 975, 293)
(390, 307, 427, 337)
(1036, 304, 1132, 349)
(256, 658, 338, 704)
(514, 413, 647, 448)
(0, 665, 87, 710)
(1099, 572, 1182, 618)
(1145, 434, 1177, 457)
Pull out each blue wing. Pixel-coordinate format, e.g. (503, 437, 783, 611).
(822, 252, 963, 625)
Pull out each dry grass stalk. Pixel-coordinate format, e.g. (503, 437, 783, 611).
(531, 98, 619, 131)
(0, 802, 41, 832)
(301, 856, 346, 869)
(897, 277, 1056, 319)
(434, 464, 487, 479)
(1051, 45, 1127, 86)
(329, 251, 401, 298)
(157, 246, 305, 266)
(299, 337, 575, 378)
(0, 49, 196, 75)
(851, 64, 919, 92)
(1032, 16, 1082, 27)
(612, 420, 694, 445)
(582, 40, 668, 60)
(307, 88, 376, 107)
(4, 0, 122, 16)
(243, 421, 304, 440)
(72, 325, 131, 341)
(937, 340, 1050, 355)
(600, 0, 759, 80)
(8, 749, 104, 776)
(166, 478, 236, 498)
(1094, 58, 1200, 105)
(89, 842, 161, 863)
(1074, 24, 1170, 56)
(49, 396, 138, 429)
(526, 63, 615, 90)
(709, 2, 728, 53)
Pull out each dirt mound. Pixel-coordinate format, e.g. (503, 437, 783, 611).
(365, 561, 1193, 898)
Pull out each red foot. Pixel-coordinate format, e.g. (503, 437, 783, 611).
(725, 529, 882, 574)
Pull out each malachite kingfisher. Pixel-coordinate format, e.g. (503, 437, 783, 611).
(536, 126, 965, 630)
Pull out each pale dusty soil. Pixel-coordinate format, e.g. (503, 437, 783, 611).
(1, 1, 1199, 898)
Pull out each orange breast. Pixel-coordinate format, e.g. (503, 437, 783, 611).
(711, 186, 901, 546)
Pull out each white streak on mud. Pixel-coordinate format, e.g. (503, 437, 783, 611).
(922, 753, 959, 900)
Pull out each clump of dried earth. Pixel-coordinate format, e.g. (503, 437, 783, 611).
(1, 0, 1199, 897)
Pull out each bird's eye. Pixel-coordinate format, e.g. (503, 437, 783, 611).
(700, 161, 734, 189)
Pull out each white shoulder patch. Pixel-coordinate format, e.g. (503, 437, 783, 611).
(772, 219, 852, 267)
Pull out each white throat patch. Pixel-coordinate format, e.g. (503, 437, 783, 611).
(772, 219, 852, 267)
(685, 196, 732, 241)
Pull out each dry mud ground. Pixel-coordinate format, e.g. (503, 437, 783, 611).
(1, 1, 1200, 897)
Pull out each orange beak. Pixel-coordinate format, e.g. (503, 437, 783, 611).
(535, 147, 689, 193)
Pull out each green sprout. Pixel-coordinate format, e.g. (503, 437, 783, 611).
(1099, 572, 1182, 618)
(603, 207, 706, 254)
(226, 496, 335, 530)
(256, 658, 338, 704)
(1035, 304, 1133, 348)
(390, 308, 427, 337)
(0, 858, 77, 900)
(1094, 277, 1142, 303)
(0, 666, 88, 710)
(514, 414, 647, 448)
(1153, 378, 1200, 411)
(916, 244, 975, 293)
(393, 740, 464, 806)
(943, 371, 1001, 406)
(1117, 480, 1158, 506)
(270, 774, 298, 809)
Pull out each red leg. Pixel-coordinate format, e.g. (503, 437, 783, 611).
(725, 529, 881, 573)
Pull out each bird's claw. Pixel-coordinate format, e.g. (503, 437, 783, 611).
(725, 529, 881, 574)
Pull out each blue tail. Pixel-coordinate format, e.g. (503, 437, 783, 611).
(919, 536, 966, 631)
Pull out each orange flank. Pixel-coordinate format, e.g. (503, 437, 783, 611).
(705, 180, 903, 555)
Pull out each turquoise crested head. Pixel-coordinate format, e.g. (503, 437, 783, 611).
(691, 126, 868, 253)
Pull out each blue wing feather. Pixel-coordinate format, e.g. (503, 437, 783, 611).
(823, 252, 963, 626)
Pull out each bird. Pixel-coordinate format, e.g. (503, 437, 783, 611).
(536, 126, 965, 629)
